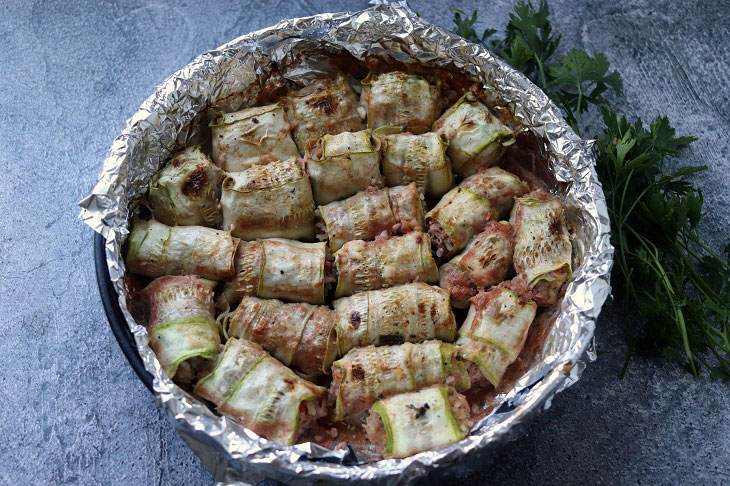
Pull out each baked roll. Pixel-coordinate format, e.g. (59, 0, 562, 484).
(126, 219, 237, 281)
(433, 92, 515, 178)
(220, 157, 315, 240)
(333, 283, 456, 356)
(195, 338, 327, 445)
(141, 276, 220, 380)
(148, 146, 225, 227)
(317, 183, 424, 252)
(210, 103, 299, 171)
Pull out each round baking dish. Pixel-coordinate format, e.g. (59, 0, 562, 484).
(83, 4, 612, 484)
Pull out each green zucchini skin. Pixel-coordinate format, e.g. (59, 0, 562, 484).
(367, 386, 468, 458)
(125, 219, 238, 281)
(433, 92, 515, 178)
(330, 340, 470, 420)
(195, 338, 326, 445)
(509, 190, 572, 306)
(140, 275, 220, 380)
(456, 287, 537, 387)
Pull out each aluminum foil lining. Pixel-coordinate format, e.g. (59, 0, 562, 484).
(78, 3, 613, 485)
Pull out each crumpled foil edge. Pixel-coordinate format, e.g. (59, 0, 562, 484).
(78, 4, 613, 485)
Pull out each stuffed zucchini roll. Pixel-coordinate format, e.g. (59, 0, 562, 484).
(220, 157, 315, 240)
(334, 283, 456, 356)
(282, 74, 364, 153)
(379, 131, 454, 198)
(426, 167, 529, 258)
(333, 232, 438, 299)
(439, 221, 514, 308)
(141, 276, 220, 380)
(195, 338, 327, 445)
(508, 191, 572, 306)
(210, 103, 299, 171)
(318, 183, 424, 252)
(362, 72, 441, 134)
(365, 386, 471, 458)
(456, 287, 537, 387)
(225, 296, 337, 377)
(126, 219, 237, 281)
(305, 130, 383, 205)
(148, 146, 225, 227)
(330, 340, 470, 420)
(217, 238, 328, 310)
(433, 92, 516, 178)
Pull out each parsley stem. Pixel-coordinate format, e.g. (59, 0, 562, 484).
(687, 232, 730, 272)
(618, 180, 659, 229)
(676, 244, 725, 305)
(705, 326, 730, 353)
(575, 86, 583, 125)
(534, 54, 548, 91)
(626, 225, 698, 375)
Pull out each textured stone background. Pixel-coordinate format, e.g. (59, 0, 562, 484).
(1, 0, 729, 484)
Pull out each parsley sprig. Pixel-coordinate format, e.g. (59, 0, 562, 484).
(452, 2, 730, 378)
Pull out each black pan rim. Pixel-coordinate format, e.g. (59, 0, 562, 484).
(94, 231, 154, 392)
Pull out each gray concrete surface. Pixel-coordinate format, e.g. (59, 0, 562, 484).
(1, 0, 728, 484)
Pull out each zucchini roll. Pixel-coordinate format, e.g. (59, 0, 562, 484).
(508, 190, 572, 306)
(220, 157, 315, 240)
(140, 276, 220, 380)
(439, 221, 514, 308)
(362, 72, 441, 134)
(148, 146, 225, 227)
(426, 167, 529, 258)
(218, 238, 328, 310)
(330, 340, 470, 420)
(282, 74, 364, 153)
(210, 103, 299, 171)
(195, 338, 327, 445)
(333, 232, 439, 299)
(318, 183, 424, 252)
(333, 283, 457, 356)
(433, 92, 516, 178)
(379, 131, 454, 198)
(225, 296, 337, 377)
(126, 219, 238, 281)
(305, 130, 384, 205)
(365, 386, 470, 458)
(456, 287, 537, 387)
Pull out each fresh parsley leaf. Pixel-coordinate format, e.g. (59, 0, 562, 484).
(451, 8, 497, 46)
(548, 49, 623, 129)
(499, 0, 560, 88)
